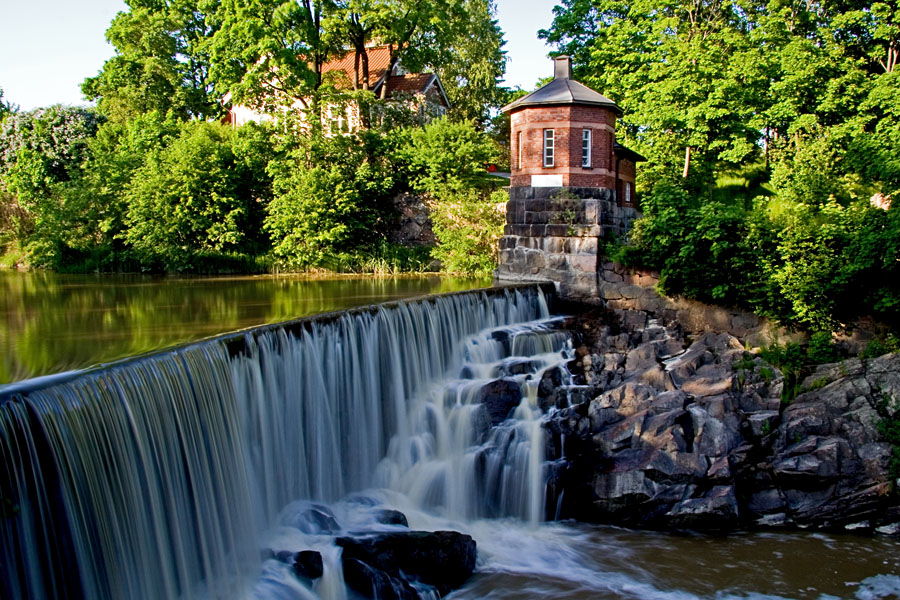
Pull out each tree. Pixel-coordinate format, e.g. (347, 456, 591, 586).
(204, 0, 337, 126)
(540, 0, 768, 189)
(0, 106, 106, 266)
(394, 117, 497, 193)
(265, 131, 396, 268)
(433, 0, 507, 126)
(82, 0, 219, 122)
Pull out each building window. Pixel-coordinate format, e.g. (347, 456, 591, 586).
(582, 129, 591, 167)
(517, 131, 523, 170)
(625, 182, 632, 203)
(543, 129, 554, 167)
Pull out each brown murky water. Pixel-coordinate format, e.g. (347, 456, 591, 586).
(451, 520, 900, 600)
(0, 271, 490, 384)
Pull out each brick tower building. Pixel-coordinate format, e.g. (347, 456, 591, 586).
(496, 56, 644, 298)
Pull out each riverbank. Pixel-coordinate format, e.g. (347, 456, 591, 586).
(531, 300, 900, 533)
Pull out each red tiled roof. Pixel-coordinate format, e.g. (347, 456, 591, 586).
(385, 74, 435, 96)
(321, 45, 393, 88)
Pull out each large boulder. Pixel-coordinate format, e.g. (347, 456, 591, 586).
(337, 530, 477, 597)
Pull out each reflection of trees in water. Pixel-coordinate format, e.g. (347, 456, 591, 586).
(0, 273, 489, 383)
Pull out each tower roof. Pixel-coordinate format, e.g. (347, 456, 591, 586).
(501, 56, 622, 116)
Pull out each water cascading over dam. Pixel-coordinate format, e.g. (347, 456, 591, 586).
(0, 284, 573, 600)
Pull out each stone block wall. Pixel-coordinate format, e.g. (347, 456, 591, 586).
(495, 186, 639, 298)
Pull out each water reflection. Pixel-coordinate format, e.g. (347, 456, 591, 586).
(0, 271, 490, 384)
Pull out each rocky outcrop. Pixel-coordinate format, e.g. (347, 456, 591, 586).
(545, 308, 900, 533)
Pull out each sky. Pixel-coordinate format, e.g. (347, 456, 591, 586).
(0, 0, 561, 111)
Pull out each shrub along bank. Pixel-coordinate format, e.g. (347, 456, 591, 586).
(0, 108, 503, 276)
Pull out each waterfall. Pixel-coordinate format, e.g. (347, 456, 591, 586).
(0, 284, 569, 600)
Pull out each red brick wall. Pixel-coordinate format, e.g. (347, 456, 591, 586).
(509, 104, 618, 188)
(616, 158, 636, 207)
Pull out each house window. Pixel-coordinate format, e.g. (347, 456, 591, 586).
(582, 129, 591, 167)
(517, 131, 523, 169)
(543, 129, 554, 167)
(625, 182, 632, 203)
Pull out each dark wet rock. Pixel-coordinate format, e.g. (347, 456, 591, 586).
(477, 379, 522, 425)
(291, 505, 341, 534)
(537, 366, 564, 411)
(337, 530, 476, 597)
(293, 550, 324, 581)
(374, 509, 409, 527)
(342, 557, 420, 600)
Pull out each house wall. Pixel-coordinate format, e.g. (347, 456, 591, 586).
(509, 104, 617, 189)
(615, 158, 636, 208)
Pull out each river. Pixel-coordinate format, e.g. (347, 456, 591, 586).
(0, 271, 490, 384)
(1, 277, 899, 600)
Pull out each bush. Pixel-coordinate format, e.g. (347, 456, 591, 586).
(394, 118, 497, 193)
(428, 187, 506, 275)
(265, 132, 396, 270)
(123, 121, 270, 271)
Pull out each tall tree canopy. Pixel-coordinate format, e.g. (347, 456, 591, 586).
(540, 0, 900, 197)
(82, 0, 220, 122)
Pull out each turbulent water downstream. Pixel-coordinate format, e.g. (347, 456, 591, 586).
(2, 284, 899, 600)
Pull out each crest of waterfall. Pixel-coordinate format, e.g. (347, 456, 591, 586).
(1, 285, 567, 600)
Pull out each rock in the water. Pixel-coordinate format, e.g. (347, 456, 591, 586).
(477, 379, 522, 425)
(373, 509, 409, 527)
(336, 530, 477, 596)
(293, 550, 324, 581)
(286, 504, 341, 534)
(342, 557, 420, 600)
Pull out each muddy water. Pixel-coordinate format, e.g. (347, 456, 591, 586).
(451, 520, 900, 600)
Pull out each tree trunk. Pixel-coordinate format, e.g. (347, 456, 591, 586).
(683, 146, 691, 179)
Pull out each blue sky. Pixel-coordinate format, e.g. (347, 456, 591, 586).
(0, 0, 561, 111)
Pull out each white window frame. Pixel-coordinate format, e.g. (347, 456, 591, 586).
(625, 182, 632, 203)
(517, 131, 523, 170)
(543, 129, 554, 167)
(582, 129, 591, 168)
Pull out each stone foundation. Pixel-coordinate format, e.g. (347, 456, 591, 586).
(495, 186, 639, 298)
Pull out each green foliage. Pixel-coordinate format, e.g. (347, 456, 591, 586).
(83, 0, 219, 122)
(395, 117, 498, 193)
(760, 342, 807, 404)
(541, 0, 900, 200)
(428, 188, 506, 275)
(860, 334, 900, 359)
(0, 106, 108, 267)
(876, 395, 900, 481)
(0, 88, 16, 121)
(265, 132, 395, 270)
(807, 331, 839, 364)
(123, 121, 273, 271)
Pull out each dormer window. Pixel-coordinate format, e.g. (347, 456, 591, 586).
(543, 129, 554, 167)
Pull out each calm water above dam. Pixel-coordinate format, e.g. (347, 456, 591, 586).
(0, 271, 490, 384)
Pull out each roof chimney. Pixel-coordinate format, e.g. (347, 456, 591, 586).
(554, 55, 573, 80)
